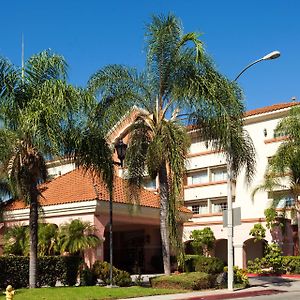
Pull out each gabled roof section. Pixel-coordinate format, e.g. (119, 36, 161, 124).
(5, 169, 191, 213)
(244, 102, 299, 118)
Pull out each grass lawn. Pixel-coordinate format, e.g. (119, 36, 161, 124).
(0, 286, 188, 300)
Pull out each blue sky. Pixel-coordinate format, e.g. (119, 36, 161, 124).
(1, 0, 299, 110)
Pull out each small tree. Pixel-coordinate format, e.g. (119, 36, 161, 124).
(249, 223, 266, 242)
(57, 219, 101, 256)
(190, 227, 215, 257)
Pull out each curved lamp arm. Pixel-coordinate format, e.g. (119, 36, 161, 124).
(234, 50, 280, 82)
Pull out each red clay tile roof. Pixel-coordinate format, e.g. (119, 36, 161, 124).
(244, 102, 299, 117)
(5, 169, 191, 213)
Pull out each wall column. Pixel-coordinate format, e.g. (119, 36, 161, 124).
(233, 243, 244, 268)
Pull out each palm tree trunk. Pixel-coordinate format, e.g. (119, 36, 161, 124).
(297, 211, 300, 255)
(29, 189, 38, 288)
(159, 163, 171, 275)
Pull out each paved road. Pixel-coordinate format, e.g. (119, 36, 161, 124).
(123, 276, 300, 300)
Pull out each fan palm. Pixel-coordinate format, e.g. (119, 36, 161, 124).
(0, 50, 106, 287)
(57, 219, 101, 255)
(253, 105, 300, 251)
(3, 224, 29, 256)
(88, 14, 255, 274)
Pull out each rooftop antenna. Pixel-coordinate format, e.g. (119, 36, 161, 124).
(21, 34, 24, 83)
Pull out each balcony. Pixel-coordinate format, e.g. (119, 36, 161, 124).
(184, 180, 234, 201)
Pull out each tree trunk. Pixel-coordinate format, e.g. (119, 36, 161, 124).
(29, 190, 39, 288)
(297, 211, 300, 256)
(159, 163, 171, 275)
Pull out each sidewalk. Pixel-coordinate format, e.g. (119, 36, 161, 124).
(122, 276, 300, 300)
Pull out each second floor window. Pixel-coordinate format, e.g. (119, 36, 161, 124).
(211, 168, 227, 182)
(188, 171, 208, 185)
(212, 201, 228, 213)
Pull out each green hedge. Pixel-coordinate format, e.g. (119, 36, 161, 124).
(150, 272, 214, 290)
(0, 256, 82, 288)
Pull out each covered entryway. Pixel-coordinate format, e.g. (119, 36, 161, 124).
(104, 224, 162, 274)
(243, 238, 267, 268)
(214, 239, 227, 264)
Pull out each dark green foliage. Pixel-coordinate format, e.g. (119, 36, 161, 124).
(80, 267, 97, 286)
(184, 255, 200, 272)
(60, 256, 82, 286)
(37, 256, 61, 287)
(0, 256, 29, 288)
(194, 256, 224, 274)
(0, 256, 81, 288)
(150, 272, 214, 290)
(92, 260, 132, 287)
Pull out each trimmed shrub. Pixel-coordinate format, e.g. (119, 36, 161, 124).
(282, 256, 300, 274)
(0, 255, 81, 288)
(80, 267, 97, 286)
(194, 256, 224, 274)
(150, 272, 214, 290)
(92, 261, 132, 287)
(59, 256, 82, 286)
(0, 256, 29, 289)
(184, 255, 200, 272)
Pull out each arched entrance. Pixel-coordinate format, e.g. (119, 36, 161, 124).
(214, 239, 227, 264)
(243, 238, 267, 268)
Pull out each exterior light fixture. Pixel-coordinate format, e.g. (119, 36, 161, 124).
(263, 128, 267, 137)
(114, 139, 127, 167)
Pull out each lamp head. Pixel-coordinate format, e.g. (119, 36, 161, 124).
(262, 51, 280, 60)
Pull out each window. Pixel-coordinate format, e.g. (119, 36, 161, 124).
(212, 201, 227, 213)
(143, 178, 156, 190)
(189, 171, 208, 185)
(191, 203, 208, 214)
(211, 168, 227, 182)
(276, 195, 295, 208)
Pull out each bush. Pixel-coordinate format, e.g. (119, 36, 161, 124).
(80, 267, 97, 286)
(92, 261, 132, 287)
(223, 266, 249, 288)
(0, 256, 81, 288)
(282, 256, 300, 274)
(60, 256, 82, 286)
(195, 256, 224, 274)
(184, 255, 200, 272)
(247, 243, 283, 274)
(150, 272, 214, 290)
(0, 256, 29, 288)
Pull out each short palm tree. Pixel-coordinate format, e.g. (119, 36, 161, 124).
(3, 224, 29, 256)
(253, 105, 300, 251)
(38, 223, 58, 256)
(57, 219, 101, 255)
(0, 50, 109, 287)
(88, 14, 255, 274)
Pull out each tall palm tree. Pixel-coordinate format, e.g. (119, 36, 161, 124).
(88, 14, 255, 274)
(0, 50, 107, 287)
(253, 105, 300, 252)
(57, 219, 101, 255)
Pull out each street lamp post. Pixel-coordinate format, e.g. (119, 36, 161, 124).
(227, 50, 280, 291)
(107, 139, 127, 287)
